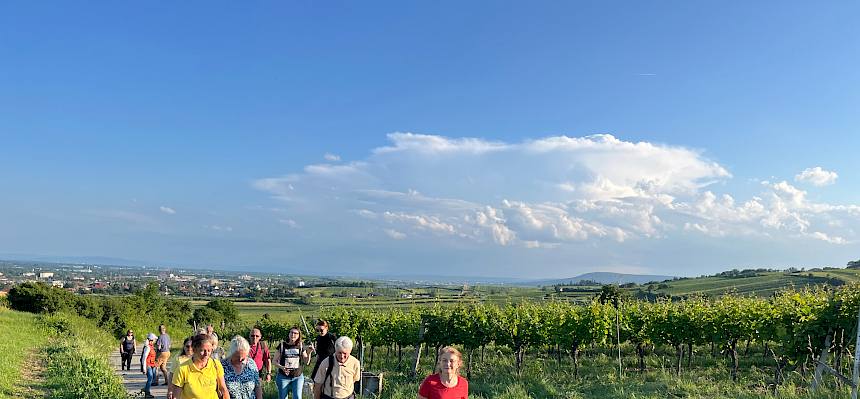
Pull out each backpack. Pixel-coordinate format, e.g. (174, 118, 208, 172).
(322, 354, 335, 395)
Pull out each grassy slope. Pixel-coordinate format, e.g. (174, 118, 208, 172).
(653, 269, 860, 297)
(0, 308, 50, 398)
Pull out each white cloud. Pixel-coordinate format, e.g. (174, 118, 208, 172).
(159, 206, 176, 215)
(324, 153, 341, 162)
(810, 231, 848, 245)
(383, 211, 456, 235)
(253, 133, 859, 251)
(795, 167, 838, 186)
(88, 209, 157, 225)
(374, 132, 509, 155)
(279, 219, 300, 228)
(383, 229, 406, 240)
(204, 225, 233, 232)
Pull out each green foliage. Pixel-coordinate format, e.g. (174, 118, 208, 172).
(39, 312, 126, 399)
(192, 306, 224, 327)
(7, 281, 193, 342)
(0, 308, 50, 396)
(205, 298, 240, 324)
(7, 281, 76, 313)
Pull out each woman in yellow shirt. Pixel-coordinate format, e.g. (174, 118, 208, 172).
(168, 333, 230, 399)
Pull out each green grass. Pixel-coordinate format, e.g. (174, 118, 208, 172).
(39, 312, 127, 399)
(0, 308, 50, 398)
(652, 269, 860, 297)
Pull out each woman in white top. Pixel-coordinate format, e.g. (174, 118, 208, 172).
(274, 327, 310, 399)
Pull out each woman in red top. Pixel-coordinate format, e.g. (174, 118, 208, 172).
(417, 346, 468, 399)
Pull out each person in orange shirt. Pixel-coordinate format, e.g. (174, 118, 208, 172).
(140, 333, 158, 399)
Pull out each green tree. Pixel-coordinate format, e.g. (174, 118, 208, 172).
(8, 281, 75, 314)
(205, 299, 239, 325)
(191, 307, 224, 329)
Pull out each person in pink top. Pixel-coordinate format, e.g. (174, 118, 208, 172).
(417, 346, 468, 399)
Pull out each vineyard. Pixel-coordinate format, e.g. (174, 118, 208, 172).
(249, 284, 860, 398)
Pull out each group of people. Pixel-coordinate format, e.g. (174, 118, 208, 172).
(120, 319, 468, 399)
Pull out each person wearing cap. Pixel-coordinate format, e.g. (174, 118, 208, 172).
(140, 333, 158, 399)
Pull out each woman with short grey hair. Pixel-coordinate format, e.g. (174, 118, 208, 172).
(221, 335, 262, 399)
(227, 335, 252, 359)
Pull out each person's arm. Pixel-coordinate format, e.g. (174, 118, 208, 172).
(313, 382, 322, 399)
(417, 375, 431, 399)
(140, 345, 150, 374)
(272, 344, 283, 371)
(353, 359, 361, 383)
(217, 374, 230, 399)
(300, 344, 310, 365)
(263, 343, 272, 382)
(254, 377, 263, 399)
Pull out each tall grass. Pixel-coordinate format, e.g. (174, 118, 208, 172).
(39, 312, 127, 399)
(0, 308, 50, 398)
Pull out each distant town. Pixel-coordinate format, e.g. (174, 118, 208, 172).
(0, 259, 369, 298)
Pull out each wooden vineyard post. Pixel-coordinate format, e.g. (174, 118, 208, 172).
(852, 305, 860, 399)
(411, 323, 426, 379)
(615, 298, 622, 380)
(359, 339, 365, 395)
(811, 334, 832, 390)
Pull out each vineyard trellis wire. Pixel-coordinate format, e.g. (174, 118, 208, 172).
(256, 283, 860, 387)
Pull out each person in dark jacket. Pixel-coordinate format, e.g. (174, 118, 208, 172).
(309, 320, 336, 380)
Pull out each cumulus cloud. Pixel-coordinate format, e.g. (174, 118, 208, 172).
(159, 206, 176, 215)
(795, 167, 838, 186)
(253, 133, 858, 249)
(324, 153, 341, 162)
(204, 225, 233, 232)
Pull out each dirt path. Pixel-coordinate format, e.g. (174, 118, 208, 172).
(9, 347, 50, 397)
(109, 345, 169, 399)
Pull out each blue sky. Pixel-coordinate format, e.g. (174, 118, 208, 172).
(2, 1, 859, 278)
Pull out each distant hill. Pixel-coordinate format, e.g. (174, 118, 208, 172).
(0, 253, 153, 267)
(523, 272, 676, 286)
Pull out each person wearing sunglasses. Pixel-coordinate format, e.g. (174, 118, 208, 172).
(168, 337, 194, 390)
(309, 320, 337, 381)
(248, 328, 272, 382)
(119, 329, 136, 371)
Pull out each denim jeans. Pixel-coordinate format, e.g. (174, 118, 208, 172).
(276, 372, 304, 399)
(143, 366, 157, 394)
